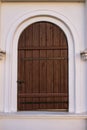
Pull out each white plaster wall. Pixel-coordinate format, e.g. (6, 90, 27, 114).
(84, 0, 87, 112)
(0, 2, 5, 112)
(0, 118, 87, 130)
(1, 2, 85, 50)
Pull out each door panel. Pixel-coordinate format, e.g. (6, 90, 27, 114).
(17, 22, 68, 111)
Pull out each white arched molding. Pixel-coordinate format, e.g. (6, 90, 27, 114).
(4, 10, 81, 113)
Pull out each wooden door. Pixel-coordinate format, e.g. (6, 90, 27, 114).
(17, 22, 68, 111)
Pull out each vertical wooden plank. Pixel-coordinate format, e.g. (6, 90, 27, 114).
(25, 24, 33, 48)
(60, 30, 68, 49)
(32, 22, 40, 47)
(18, 31, 26, 110)
(25, 25, 33, 110)
(53, 50, 61, 109)
(40, 22, 47, 47)
(60, 29, 68, 110)
(25, 51, 33, 110)
(46, 23, 54, 109)
(18, 30, 26, 48)
(46, 22, 53, 47)
(61, 50, 68, 93)
(32, 50, 40, 110)
(32, 23, 40, 110)
(53, 25, 61, 109)
(61, 50, 68, 109)
(39, 22, 47, 109)
(39, 50, 47, 109)
(47, 50, 54, 109)
(53, 24, 61, 47)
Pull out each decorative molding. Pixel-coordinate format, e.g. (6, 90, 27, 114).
(0, 112, 87, 119)
(0, 49, 6, 60)
(80, 49, 87, 60)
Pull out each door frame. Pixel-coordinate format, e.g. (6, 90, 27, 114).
(4, 10, 81, 113)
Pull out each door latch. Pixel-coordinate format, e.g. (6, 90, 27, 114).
(17, 80, 25, 85)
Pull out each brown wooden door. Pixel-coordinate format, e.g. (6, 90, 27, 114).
(17, 22, 68, 111)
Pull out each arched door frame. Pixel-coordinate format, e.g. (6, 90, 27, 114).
(4, 10, 81, 113)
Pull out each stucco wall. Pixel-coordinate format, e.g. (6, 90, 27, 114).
(0, 118, 87, 130)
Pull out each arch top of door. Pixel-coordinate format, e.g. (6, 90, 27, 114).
(4, 9, 81, 52)
(18, 21, 68, 48)
(6, 9, 80, 53)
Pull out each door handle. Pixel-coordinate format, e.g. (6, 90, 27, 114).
(17, 80, 25, 84)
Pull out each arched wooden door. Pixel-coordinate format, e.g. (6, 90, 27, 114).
(17, 22, 68, 111)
